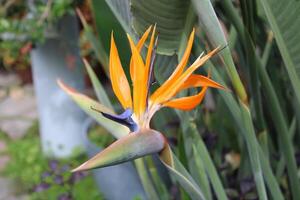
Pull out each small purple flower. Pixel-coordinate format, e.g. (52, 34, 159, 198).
(58, 193, 72, 200)
(61, 164, 70, 172)
(33, 182, 50, 192)
(54, 175, 64, 185)
(41, 171, 52, 180)
(49, 160, 59, 171)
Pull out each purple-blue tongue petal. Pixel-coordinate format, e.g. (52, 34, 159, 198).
(92, 108, 138, 131)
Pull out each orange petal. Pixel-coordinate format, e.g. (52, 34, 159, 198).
(127, 34, 147, 116)
(151, 47, 220, 105)
(109, 33, 132, 109)
(163, 87, 208, 110)
(137, 26, 152, 51)
(145, 25, 156, 76)
(150, 29, 195, 102)
(130, 26, 152, 82)
(179, 74, 226, 91)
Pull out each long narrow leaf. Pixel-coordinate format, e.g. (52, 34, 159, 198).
(193, 42, 285, 200)
(58, 80, 128, 139)
(83, 59, 113, 109)
(191, 0, 247, 102)
(160, 145, 206, 200)
(240, 102, 267, 200)
(258, 0, 300, 105)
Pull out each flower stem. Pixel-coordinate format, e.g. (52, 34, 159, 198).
(134, 158, 159, 200)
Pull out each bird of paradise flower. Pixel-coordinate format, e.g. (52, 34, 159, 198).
(58, 25, 225, 198)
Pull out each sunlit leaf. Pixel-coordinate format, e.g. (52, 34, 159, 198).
(57, 80, 128, 139)
(159, 145, 205, 200)
(72, 129, 165, 172)
(83, 59, 113, 109)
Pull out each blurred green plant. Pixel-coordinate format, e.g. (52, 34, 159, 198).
(0, 122, 103, 200)
(0, 0, 79, 70)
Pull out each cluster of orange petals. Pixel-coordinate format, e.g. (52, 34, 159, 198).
(109, 25, 225, 124)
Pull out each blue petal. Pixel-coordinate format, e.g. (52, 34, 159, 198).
(94, 108, 138, 132)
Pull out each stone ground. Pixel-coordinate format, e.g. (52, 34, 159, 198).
(0, 73, 37, 200)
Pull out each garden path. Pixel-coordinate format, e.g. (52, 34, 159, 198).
(0, 72, 37, 200)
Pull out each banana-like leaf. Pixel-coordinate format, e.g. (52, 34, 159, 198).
(91, 0, 131, 65)
(159, 144, 206, 200)
(104, 0, 132, 34)
(258, 0, 300, 105)
(154, 54, 178, 84)
(131, 0, 195, 55)
(57, 80, 128, 139)
(102, 0, 186, 86)
(72, 129, 166, 172)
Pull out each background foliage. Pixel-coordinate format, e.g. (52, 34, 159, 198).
(2, 0, 300, 199)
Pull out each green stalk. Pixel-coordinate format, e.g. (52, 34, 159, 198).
(194, 41, 284, 199)
(256, 58, 300, 198)
(257, 145, 284, 200)
(276, 117, 296, 179)
(242, 0, 266, 132)
(178, 112, 216, 200)
(221, 0, 300, 198)
(228, 27, 238, 50)
(192, 0, 248, 103)
(262, 31, 274, 68)
(240, 102, 268, 200)
(181, 119, 228, 200)
(134, 158, 160, 200)
(223, 0, 266, 133)
(208, 62, 284, 200)
(145, 156, 169, 200)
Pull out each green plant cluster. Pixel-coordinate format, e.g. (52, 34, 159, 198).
(0, 122, 103, 200)
(70, 0, 300, 199)
(0, 0, 80, 69)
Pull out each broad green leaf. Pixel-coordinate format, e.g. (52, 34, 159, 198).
(159, 144, 206, 200)
(130, 0, 195, 56)
(104, 0, 132, 34)
(258, 0, 300, 105)
(83, 59, 113, 109)
(192, 0, 247, 102)
(101, 0, 186, 86)
(154, 54, 178, 84)
(91, 0, 130, 65)
(57, 80, 128, 139)
(72, 129, 165, 172)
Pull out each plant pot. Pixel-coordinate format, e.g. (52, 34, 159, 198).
(82, 118, 146, 200)
(31, 14, 86, 158)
